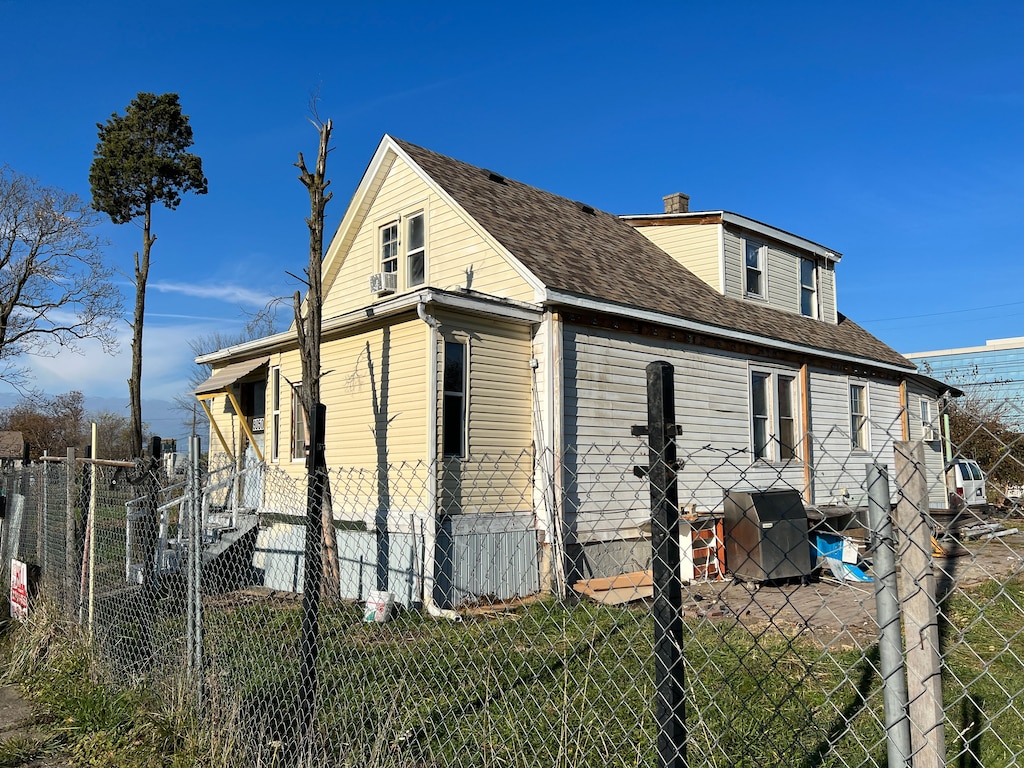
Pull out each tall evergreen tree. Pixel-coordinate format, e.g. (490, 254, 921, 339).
(90, 92, 207, 457)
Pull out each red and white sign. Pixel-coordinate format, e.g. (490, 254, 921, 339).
(10, 559, 28, 620)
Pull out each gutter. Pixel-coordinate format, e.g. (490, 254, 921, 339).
(197, 289, 543, 366)
(542, 289, 918, 378)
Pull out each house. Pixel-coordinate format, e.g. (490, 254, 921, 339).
(194, 135, 952, 607)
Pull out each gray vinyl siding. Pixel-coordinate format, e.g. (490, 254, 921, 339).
(806, 369, 904, 508)
(561, 326, 807, 542)
(820, 262, 837, 323)
(723, 229, 743, 298)
(907, 383, 948, 508)
(724, 226, 838, 324)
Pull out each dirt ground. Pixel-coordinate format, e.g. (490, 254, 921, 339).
(681, 516, 1024, 649)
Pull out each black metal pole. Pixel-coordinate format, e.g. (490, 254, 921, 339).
(646, 361, 687, 768)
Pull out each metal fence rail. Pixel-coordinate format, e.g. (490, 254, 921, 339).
(1, 407, 1023, 767)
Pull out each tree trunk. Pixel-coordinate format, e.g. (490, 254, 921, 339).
(129, 204, 154, 458)
(294, 118, 338, 599)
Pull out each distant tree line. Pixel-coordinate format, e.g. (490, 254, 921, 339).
(0, 390, 145, 460)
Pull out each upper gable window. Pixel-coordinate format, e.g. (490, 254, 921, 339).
(800, 258, 817, 318)
(407, 213, 425, 287)
(376, 212, 426, 292)
(381, 222, 400, 275)
(745, 239, 765, 298)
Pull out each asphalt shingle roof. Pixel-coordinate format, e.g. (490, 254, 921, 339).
(395, 138, 913, 371)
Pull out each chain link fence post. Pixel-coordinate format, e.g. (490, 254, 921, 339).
(866, 461, 912, 767)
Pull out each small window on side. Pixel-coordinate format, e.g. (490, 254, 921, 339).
(443, 341, 466, 457)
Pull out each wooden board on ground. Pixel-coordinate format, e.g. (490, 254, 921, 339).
(574, 570, 653, 605)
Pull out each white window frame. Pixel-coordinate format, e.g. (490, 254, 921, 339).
(744, 237, 766, 298)
(380, 221, 399, 275)
(291, 384, 307, 462)
(920, 397, 938, 441)
(850, 381, 870, 452)
(442, 339, 467, 458)
(407, 211, 425, 288)
(750, 367, 800, 463)
(800, 257, 818, 318)
(270, 366, 281, 463)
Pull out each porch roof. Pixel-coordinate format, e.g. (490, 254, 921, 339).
(194, 356, 269, 396)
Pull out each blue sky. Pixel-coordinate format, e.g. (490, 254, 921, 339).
(2, 0, 1023, 435)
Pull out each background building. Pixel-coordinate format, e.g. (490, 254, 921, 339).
(906, 336, 1024, 427)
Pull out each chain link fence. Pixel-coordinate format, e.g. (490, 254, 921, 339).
(1, 400, 1023, 767)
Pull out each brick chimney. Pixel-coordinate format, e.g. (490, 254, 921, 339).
(662, 192, 690, 214)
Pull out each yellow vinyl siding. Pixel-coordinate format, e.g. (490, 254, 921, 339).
(322, 154, 534, 320)
(427, 201, 534, 301)
(269, 318, 428, 485)
(437, 311, 534, 515)
(635, 223, 722, 292)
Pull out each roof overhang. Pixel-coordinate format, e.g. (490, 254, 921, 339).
(621, 210, 842, 263)
(196, 290, 543, 367)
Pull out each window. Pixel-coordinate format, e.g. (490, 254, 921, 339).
(744, 239, 765, 297)
(751, 370, 799, 461)
(270, 367, 280, 462)
(407, 213, 425, 287)
(920, 398, 937, 441)
(443, 341, 466, 457)
(850, 383, 869, 450)
(291, 386, 307, 461)
(800, 258, 817, 318)
(381, 222, 399, 274)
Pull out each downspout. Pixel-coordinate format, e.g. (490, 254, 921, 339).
(417, 298, 461, 621)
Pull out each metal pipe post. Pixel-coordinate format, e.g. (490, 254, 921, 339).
(646, 361, 687, 768)
(191, 435, 204, 707)
(865, 463, 912, 768)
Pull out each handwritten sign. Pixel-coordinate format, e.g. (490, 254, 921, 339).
(10, 559, 27, 620)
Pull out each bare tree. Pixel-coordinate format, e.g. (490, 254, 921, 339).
(293, 114, 340, 598)
(0, 166, 121, 388)
(293, 112, 335, 752)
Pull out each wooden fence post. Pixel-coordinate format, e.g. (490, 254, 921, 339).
(894, 441, 946, 768)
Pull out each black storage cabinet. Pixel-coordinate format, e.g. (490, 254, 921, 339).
(724, 489, 812, 581)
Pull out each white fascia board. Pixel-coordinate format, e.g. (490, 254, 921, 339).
(623, 211, 842, 263)
(196, 289, 542, 365)
(388, 139, 547, 296)
(544, 289, 915, 376)
(321, 137, 397, 294)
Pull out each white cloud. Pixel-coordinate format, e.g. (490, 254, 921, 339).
(20, 316, 239, 401)
(150, 280, 276, 307)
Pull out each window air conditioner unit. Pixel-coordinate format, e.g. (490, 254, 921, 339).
(369, 272, 397, 296)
